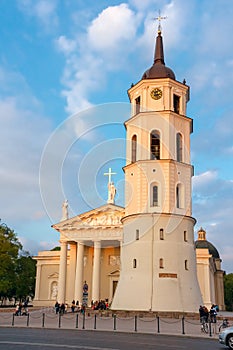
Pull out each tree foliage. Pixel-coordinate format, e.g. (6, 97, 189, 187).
(224, 273, 233, 311)
(0, 224, 22, 298)
(0, 223, 36, 302)
(15, 253, 36, 301)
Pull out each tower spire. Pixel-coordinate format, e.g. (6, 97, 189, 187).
(153, 10, 167, 64)
(142, 11, 175, 80)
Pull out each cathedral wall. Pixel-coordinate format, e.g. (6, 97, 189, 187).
(195, 249, 212, 308)
(112, 213, 202, 312)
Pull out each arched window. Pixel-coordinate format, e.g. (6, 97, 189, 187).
(151, 184, 159, 207)
(135, 96, 140, 114)
(174, 94, 180, 114)
(184, 230, 187, 242)
(151, 130, 160, 160)
(176, 133, 183, 162)
(133, 259, 137, 268)
(176, 183, 184, 209)
(136, 229, 139, 240)
(159, 258, 164, 269)
(131, 135, 137, 163)
(185, 260, 188, 270)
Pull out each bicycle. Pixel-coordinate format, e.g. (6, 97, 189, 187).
(200, 316, 209, 333)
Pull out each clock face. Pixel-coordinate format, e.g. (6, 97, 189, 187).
(151, 88, 162, 100)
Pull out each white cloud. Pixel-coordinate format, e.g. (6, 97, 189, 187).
(88, 4, 137, 52)
(17, 0, 59, 32)
(19, 235, 58, 255)
(193, 169, 233, 272)
(0, 67, 52, 223)
(58, 3, 139, 115)
(56, 35, 77, 55)
(193, 170, 218, 189)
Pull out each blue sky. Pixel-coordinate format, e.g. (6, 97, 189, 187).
(0, 0, 233, 272)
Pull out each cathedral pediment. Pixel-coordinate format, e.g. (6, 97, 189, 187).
(52, 204, 124, 232)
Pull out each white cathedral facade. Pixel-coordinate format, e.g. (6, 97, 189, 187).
(33, 26, 225, 312)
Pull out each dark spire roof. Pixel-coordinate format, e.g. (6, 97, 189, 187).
(142, 29, 175, 80)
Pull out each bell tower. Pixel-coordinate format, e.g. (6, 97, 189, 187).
(111, 23, 202, 312)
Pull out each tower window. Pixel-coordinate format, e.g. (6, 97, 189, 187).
(133, 259, 137, 268)
(159, 258, 164, 269)
(136, 229, 139, 240)
(176, 133, 183, 162)
(160, 228, 164, 240)
(150, 130, 160, 160)
(135, 96, 140, 115)
(131, 135, 137, 163)
(184, 231, 187, 242)
(176, 185, 180, 208)
(174, 94, 180, 114)
(151, 184, 158, 207)
(176, 183, 184, 209)
(185, 260, 188, 270)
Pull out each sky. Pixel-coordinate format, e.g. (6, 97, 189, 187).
(0, 0, 233, 272)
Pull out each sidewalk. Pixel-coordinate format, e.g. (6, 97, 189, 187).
(1, 307, 232, 339)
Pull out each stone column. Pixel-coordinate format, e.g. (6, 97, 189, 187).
(92, 240, 101, 302)
(67, 242, 77, 302)
(57, 241, 67, 303)
(74, 241, 84, 304)
(34, 263, 42, 300)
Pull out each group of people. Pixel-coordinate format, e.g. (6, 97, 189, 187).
(15, 300, 29, 316)
(54, 301, 67, 314)
(199, 304, 219, 323)
(91, 299, 109, 311)
(70, 300, 85, 314)
(55, 298, 110, 315)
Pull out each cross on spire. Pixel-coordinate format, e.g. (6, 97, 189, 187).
(153, 10, 167, 34)
(104, 167, 116, 184)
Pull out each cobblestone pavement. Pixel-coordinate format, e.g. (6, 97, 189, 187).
(1, 307, 233, 339)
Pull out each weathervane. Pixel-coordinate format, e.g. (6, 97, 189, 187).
(153, 10, 167, 33)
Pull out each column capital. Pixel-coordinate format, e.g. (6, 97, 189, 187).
(93, 240, 101, 248)
(59, 240, 67, 245)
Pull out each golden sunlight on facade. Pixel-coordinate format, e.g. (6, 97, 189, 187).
(33, 24, 225, 312)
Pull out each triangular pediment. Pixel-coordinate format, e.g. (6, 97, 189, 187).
(52, 203, 125, 231)
(79, 204, 124, 227)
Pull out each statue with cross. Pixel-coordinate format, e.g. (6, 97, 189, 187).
(104, 167, 117, 204)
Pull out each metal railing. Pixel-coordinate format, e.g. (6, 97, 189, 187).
(0, 310, 222, 337)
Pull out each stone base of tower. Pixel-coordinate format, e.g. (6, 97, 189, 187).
(111, 213, 203, 313)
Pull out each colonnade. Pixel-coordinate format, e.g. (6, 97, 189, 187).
(57, 240, 102, 305)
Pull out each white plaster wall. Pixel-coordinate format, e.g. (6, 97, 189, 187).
(112, 213, 202, 312)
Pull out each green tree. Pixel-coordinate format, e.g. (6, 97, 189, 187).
(0, 222, 36, 303)
(15, 252, 36, 301)
(50, 246, 60, 251)
(224, 273, 233, 311)
(0, 223, 22, 300)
